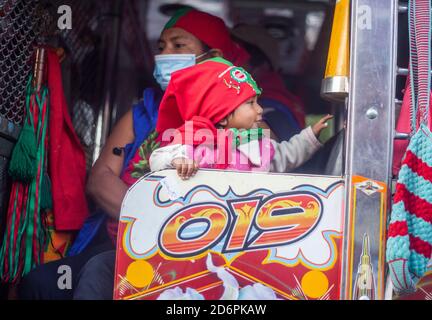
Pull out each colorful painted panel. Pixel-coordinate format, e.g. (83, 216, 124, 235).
(114, 170, 345, 300)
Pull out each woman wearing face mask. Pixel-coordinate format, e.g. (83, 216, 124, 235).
(153, 9, 249, 90)
(17, 8, 248, 300)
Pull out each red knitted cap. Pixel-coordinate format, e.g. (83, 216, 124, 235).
(156, 57, 261, 146)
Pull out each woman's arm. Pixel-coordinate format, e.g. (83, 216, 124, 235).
(86, 110, 135, 218)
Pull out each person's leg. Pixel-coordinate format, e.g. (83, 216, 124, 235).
(18, 241, 114, 300)
(73, 250, 115, 300)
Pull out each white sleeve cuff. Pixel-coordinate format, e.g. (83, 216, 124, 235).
(304, 126, 323, 150)
(149, 144, 189, 172)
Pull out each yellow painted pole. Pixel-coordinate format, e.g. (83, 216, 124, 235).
(321, 0, 350, 101)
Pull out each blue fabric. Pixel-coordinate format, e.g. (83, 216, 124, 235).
(259, 97, 301, 141)
(67, 211, 107, 256)
(68, 88, 161, 256)
(121, 88, 160, 176)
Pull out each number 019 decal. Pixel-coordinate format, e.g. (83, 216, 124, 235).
(158, 192, 322, 258)
(158, 203, 231, 258)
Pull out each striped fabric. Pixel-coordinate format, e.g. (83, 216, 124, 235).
(387, 125, 432, 293)
(386, 0, 432, 294)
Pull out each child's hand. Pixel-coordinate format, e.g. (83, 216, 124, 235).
(172, 157, 199, 180)
(312, 114, 333, 137)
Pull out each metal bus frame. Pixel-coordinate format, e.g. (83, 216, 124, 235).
(342, 0, 412, 299)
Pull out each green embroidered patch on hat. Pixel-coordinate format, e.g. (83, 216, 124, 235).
(230, 67, 262, 95)
(203, 57, 262, 95)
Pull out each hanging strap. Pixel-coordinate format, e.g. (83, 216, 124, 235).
(20, 84, 49, 277)
(0, 79, 50, 283)
(408, 0, 431, 130)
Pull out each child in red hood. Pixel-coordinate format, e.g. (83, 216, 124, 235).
(150, 57, 332, 179)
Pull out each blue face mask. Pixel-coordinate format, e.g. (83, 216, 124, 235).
(153, 53, 207, 90)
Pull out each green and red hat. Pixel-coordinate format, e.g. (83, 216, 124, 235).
(163, 9, 250, 66)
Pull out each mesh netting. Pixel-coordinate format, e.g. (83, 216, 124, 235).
(55, 0, 102, 169)
(0, 0, 149, 168)
(0, 0, 43, 125)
